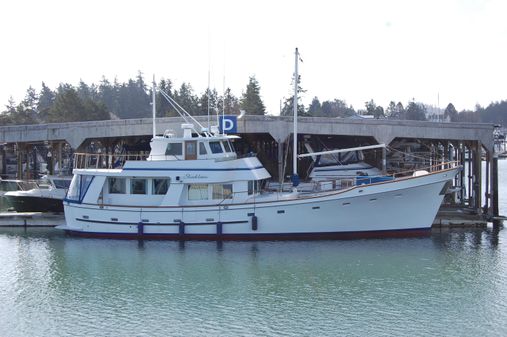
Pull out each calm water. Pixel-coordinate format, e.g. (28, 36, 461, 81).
(1, 163, 507, 336)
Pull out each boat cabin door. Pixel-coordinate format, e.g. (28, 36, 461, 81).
(185, 141, 197, 160)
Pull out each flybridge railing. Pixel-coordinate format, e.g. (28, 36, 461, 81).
(267, 160, 461, 193)
(73, 152, 149, 169)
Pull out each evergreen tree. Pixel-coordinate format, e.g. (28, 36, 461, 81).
(281, 74, 306, 116)
(386, 101, 397, 119)
(219, 88, 241, 115)
(364, 99, 385, 119)
(0, 97, 16, 125)
(240, 76, 266, 115)
(47, 88, 109, 122)
(320, 99, 355, 117)
(38, 82, 55, 122)
(405, 102, 427, 121)
(156, 78, 176, 117)
(444, 103, 458, 122)
(175, 83, 199, 114)
(98, 76, 119, 115)
(307, 97, 323, 116)
(198, 88, 219, 116)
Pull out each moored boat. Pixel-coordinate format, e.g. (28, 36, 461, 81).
(4, 176, 72, 213)
(57, 49, 461, 240)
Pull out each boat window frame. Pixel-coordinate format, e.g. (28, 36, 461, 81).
(108, 177, 126, 194)
(212, 183, 233, 200)
(165, 142, 183, 156)
(64, 174, 95, 203)
(130, 178, 147, 195)
(209, 141, 223, 154)
(152, 178, 170, 195)
(223, 141, 232, 153)
(199, 142, 207, 155)
(188, 184, 209, 200)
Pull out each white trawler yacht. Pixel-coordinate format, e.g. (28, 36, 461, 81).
(58, 49, 460, 239)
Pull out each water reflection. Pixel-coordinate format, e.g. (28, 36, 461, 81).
(0, 227, 506, 336)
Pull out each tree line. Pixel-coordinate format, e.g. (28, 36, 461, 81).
(1, 72, 506, 126)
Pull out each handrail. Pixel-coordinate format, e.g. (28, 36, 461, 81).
(73, 152, 150, 169)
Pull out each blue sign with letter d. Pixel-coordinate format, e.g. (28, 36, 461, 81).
(219, 115, 237, 134)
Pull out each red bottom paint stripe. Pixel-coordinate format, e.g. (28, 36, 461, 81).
(64, 228, 431, 241)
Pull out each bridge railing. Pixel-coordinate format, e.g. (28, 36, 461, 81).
(73, 152, 148, 169)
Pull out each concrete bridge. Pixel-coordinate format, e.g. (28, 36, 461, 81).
(0, 115, 495, 151)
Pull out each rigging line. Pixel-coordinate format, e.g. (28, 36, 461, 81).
(386, 146, 433, 162)
(158, 89, 206, 135)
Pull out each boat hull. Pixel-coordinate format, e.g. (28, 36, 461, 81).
(4, 195, 64, 213)
(62, 227, 431, 240)
(60, 168, 458, 240)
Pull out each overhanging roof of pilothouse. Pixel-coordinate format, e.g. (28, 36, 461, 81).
(0, 115, 495, 152)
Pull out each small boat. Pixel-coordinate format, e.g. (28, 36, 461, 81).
(0, 179, 39, 197)
(303, 141, 383, 181)
(3, 176, 72, 213)
(57, 49, 461, 240)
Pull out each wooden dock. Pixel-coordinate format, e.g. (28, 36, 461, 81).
(0, 212, 65, 227)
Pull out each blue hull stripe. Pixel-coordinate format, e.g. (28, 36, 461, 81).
(75, 217, 248, 226)
(123, 166, 264, 172)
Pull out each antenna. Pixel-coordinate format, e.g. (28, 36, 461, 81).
(207, 28, 211, 131)
(222, 48, 226, 135)
(152, 75, 156, 138)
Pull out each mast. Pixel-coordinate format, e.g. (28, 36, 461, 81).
(152, 75, 156, 138)
(292, 48, 300, 188)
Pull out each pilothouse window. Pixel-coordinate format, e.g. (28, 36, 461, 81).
(199, 142, 207, 155)
(209, 141, 223, 154)
(165, 143, 182, 156)
(223, 141, 232, 153)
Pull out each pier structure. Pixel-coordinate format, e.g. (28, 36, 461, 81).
(0, 116, 501, 227)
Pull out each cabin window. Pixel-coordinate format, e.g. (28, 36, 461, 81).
(130, 179, 146, 194)
(212, 184, 233, 200)
(165, 143, 182, 156)
(248, 181, 254, 195)
(66, 175, 81, 201)
(188, 184, 209, 200)
(109, 177, 126, 194)
(66, 175, 94, 202)
(153, 178, 170, 195)
(0, 181, 18, 192)
(199, 142, 207, 155)
(223, 141, 232, 153)
(53, 179, 71, 189)
(209, 141, 223, 154)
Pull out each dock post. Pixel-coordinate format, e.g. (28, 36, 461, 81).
(382, 146, 387, 174)
(484, 150, 491, 213)
(474, 141, 482, 213)
(58, 142, 63, 175)
(16, 143, 22, 179)
(492, 153, 501, 228)
(458, 142, 464, 204)
(277, 139, 284, 184)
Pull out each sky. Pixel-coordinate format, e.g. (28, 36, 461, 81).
(0, 0, 506, 115)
